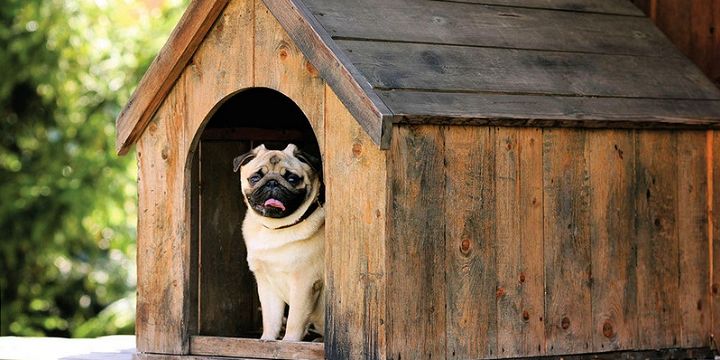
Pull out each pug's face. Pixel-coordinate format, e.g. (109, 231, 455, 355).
(234, 144, 321, 219)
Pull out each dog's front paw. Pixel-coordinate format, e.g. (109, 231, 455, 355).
(260, 333, 279, 341)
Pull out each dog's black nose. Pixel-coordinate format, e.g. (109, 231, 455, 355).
(266, 179, 279, 188)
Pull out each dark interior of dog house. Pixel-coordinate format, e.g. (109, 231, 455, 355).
(188, 87, 322, 340)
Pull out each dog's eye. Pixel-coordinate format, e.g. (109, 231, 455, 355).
(286, 173, 301, 185)
(248, 174, 262, 184)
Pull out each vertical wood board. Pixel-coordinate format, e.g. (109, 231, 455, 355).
(184, 0, 254, 146)
(324, 87, 387, 360)
(677, 131, 710, 347)
(136, 77, 190, 354)
(197, 141, 259, 336)
(587, 130, 638, 352)
(542, 129, 592, 355)
(444, 126, 498, 359)
(254, 0, 326, 155)
(495, 128, 545, 357)
(635, 131, 680, 348)
(386, 125, 446, 360)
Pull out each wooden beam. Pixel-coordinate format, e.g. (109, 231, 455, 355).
(115, 0, 230, 155)
(189, 336, 324, 359)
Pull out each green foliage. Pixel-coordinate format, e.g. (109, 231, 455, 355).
(0, 0, 186, 337)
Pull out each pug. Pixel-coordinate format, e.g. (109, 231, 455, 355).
(233, 143, 324, 342)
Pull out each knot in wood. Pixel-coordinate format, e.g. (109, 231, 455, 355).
(496, 287, 505, 299)
(713, 283, 719, 295)
(522, 310, 530, 321)
(460, 239, 471, 255)
(561, 317, 570, 330)
(519, 272, 526, 283)
(352, 142, 363, 157)
(602, 321, 614, 338)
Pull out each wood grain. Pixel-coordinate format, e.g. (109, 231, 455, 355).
(676, 131, 710, 348)
(261, 0, 396, 148)
(340, 40, 720, 100)
(494, 127, 545, 357)
(184, 0, 254, 141)
(444, 126, 497, 359)
(712, 130, 720, 341)
(308, 0, 663, 55)
(324, 87, 387, 360)
(434, 0, 644, 15)
(635, 131, 680, 348)
(254, 0, 326, 155)
(386, 125, 446, 360)
(190, 336, 324, 359)
(633, 0, 720, 89)
(136, 78, 191, 354)
(587, 130, 637, 352)
(542, 128, 592, 355)
(116, 0, 229, 155)
(197, 141, 258, 336)
(378, 90, 720, 129)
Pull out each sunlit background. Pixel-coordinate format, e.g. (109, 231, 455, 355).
(1, 0, 186, 337)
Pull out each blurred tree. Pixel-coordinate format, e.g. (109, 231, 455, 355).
(0, 0, 186, 337)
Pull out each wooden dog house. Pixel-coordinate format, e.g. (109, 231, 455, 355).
(116, 0, 720, 359)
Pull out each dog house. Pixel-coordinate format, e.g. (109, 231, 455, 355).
(116, 0, 720, 359)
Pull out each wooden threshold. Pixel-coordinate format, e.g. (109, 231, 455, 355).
(189, 336, 324, 359)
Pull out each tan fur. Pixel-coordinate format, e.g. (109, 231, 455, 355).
(239, 144, 324, 341)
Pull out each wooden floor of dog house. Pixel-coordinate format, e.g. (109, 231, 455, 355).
(189, 336, 324, 359)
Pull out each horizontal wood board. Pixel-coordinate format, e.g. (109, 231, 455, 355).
(338, 40, 720, 100)
(306, 0, 664, 56)
(190, 336, 324, 359)
(386, 125, 713, 358)
(435, 0, 644, 16)
(378, 90, 720, 128)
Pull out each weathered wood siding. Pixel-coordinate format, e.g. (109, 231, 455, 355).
(385, 126, 715, 359)
(324, 87, 387, 360)
(631, 0, 720, 88)
(135, 0, 326, 354)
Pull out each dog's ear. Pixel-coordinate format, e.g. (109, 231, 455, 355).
(293, 148, 322, 174)
(233, 151, 256, 173)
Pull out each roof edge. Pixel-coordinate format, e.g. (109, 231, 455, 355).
(262, 0, 396, 149)
(115, 0, 230, 156)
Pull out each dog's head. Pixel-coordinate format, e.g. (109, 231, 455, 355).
(234, 143, 322, 219)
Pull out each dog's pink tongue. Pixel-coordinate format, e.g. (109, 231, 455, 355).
(264, 198, 286, 211)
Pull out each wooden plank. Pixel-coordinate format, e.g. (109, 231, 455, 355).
(386, 125, 446, 360)
(444, 126, 497, 359)
(136, 77, 191, 354)
(654, 0, 692, 56)
(184, 0, 254, 142)
(587, 130, 637, 352)
(430, 0, 644, 16)
(712, 130, 720, 341)
(197, 141, 258, 336)
(308, 0, 662, 56)
(254, 0, 326, 155)
(542, 128, 592, 355)
(261, 0, 396, 149)
(494, 128, 545, 357)
(635, 131, 680, 348)
(378, 90, 720, 128)
(339, 40, 720, 100)
(190, 336, 324, 359)
(677, 131, 710, 348)
(116, 0, 229, 155)
(324, 87, 387, 360)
